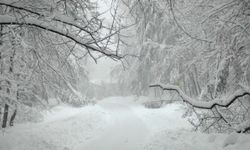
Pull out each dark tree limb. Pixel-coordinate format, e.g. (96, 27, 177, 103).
(9, 109, 16, 126)
(0, 15, 122, 59)
(2, 104, 9, 128)
(150, 83, 250, 109)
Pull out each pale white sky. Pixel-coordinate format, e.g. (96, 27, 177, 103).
(87, 0, 120, 84)
(87, 57, 119, 84)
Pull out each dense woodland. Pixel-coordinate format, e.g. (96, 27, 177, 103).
(116, 0, 250, 133)
(0, 0, 250, 134)
(0, 0, 124, 126)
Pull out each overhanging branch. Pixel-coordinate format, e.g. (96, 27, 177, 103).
(150, 83, 250, 132)
(149, 83, 250, 109)
(0, 0, 93, 34)
(0, 15, 122, 59)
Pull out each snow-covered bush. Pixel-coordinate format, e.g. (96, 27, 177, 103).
(15, 105, 44, 123)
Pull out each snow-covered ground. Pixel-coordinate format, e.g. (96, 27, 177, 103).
(0, 104, 110, 150)
(0, 96, 250, 150)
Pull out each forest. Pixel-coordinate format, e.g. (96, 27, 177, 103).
(0, 0, 250, 150)
(116, 0, 250, 133)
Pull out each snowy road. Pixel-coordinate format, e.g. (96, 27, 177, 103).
(74, 97, 149, 150)
(1, 96, 250, 150)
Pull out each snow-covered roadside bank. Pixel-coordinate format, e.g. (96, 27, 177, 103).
(145, 129, 250, 150)
(0, 104, 111, 150)
(131, 102, 192, 131)
(132, 97, 250, 150)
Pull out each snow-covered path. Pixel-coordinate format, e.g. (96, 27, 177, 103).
(1, 96, 250, 150)
(74, 97, 149, 150)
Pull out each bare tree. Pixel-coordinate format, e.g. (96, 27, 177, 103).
(0, 0, 127, 128)
(0, 0, 124, 60)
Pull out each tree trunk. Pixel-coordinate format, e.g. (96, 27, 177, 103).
(2, 104, 9, 128)
(0, 106, 2, 124)
(9, 109, 16, 126)
(0, 24, 2, 45)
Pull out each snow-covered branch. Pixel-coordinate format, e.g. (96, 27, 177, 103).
(150, 83, 250, 132)
(149, 83, 250, 109)
(0, 0, 95, 35)
(236, 120, 250, 133)
(0, 15, 122, 59)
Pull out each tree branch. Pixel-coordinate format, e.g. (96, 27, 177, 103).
(149, 83, 250, 109)
(0, 15, 122, 59)
(150, 83, 250, 132)
(0, 0, 93, 34)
